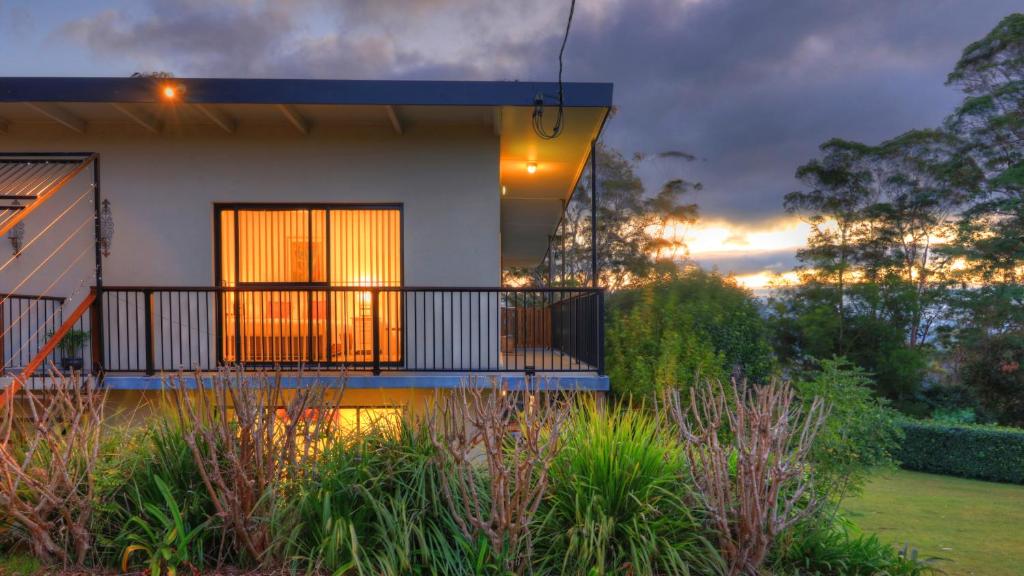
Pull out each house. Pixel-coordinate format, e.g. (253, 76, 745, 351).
(0, 76, 612, 420)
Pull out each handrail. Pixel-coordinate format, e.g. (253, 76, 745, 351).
(0, 153, 97, 240)
(99, 286, 604, 375)
(100, 284, 603, 294)
(0, 291, 95, 407)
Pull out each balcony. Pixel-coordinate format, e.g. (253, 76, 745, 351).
(95, 285, 604, 376)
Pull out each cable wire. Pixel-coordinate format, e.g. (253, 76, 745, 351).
(532, 0, 576, 140)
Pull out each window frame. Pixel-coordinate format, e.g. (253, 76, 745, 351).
(212, 202, 405, 366)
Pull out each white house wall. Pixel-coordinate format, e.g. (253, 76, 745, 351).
(2, 122, 504, 372)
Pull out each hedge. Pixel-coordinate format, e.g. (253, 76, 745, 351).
(898, 421, 1024, 484)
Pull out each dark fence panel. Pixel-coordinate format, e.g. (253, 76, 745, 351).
(100, 286, 603, 374)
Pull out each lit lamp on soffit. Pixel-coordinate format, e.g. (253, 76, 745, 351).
(99, 199, 114, 257)
(160, 82, 186, 101)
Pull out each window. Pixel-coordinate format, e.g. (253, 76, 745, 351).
(216, 204, 402, 365)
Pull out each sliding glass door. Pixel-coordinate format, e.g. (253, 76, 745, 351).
(216, 204, 402, 366)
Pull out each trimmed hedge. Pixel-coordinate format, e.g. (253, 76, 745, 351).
(898, 421, 1024, 484)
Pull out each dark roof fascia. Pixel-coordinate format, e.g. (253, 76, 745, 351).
(0, 77, 613, 108)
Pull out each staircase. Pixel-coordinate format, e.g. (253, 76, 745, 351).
(0, 153, 101, 405)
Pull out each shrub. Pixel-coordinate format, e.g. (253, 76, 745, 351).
(771, 516, 937, 575)
(292, 419, 469, 575)
(668, 379, 827, 575)
(93, 422, 218, 569)
(0, 374, 106, 566)
(165, 369, 345, 568)
(429, 379, 570, 574)
(606, 270, 776, 400)
(795, 358, 904, 501)
(898, 420, 1024, 484)
(536, 401, 722, 576)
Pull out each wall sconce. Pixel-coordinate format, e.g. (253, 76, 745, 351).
(99, 199, 114, 257)
(7, 200, 24, 257)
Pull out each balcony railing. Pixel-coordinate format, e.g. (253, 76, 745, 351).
(1, 293, 92, 375)
(97, 286, 604, 375)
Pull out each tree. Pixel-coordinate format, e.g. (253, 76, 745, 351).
(870, 129, 980, 348)
(945, 13, 1024, 282)
(606, 269, 775, 401)
(777, 132, 977, 402)
(940, 13, 1024, 424)
(784, 139, 877, 354)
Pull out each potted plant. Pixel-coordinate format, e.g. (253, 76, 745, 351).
(48, 329, 90, 372)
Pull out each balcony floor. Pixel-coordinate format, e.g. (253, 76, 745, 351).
(1, 370, 607, 393)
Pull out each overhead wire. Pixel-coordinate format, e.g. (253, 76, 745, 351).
(532, 0, 576, 140)
(2, 247, 93, 367)
(0, 216, 93, 308)
(0, 185, 93, 276)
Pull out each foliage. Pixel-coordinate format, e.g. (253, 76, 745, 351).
(45, 328, 90, 357)
(957, 327, 1024, 427)
(795, 358, 904, 501)
(771, 516, 936, 576)
(0, 553, 40, 575)
(776, 128, 977, 403)
(119, 475, 209, 576)
(668, 379, 828, 575)
(93, 422, 217, 569)
(291, 420, 469, 576)
(0, 372, 961, 575)
(428, 378, 570, 575)
(606, 270, 775, 400)
(536, 401, 722, 576)
(164, 369, 344, 568)
(0, 373, 106, 567)
(898, 420, 1024, 484)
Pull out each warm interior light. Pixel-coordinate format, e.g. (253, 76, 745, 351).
(501, 185, 508, 196)
(161, 84, 178, 99)
(526, 162, 538, 174)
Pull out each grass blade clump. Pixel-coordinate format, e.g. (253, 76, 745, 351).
(537, 400, 723, 576)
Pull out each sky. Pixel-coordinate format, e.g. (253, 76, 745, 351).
(1, 0, 1019, 289)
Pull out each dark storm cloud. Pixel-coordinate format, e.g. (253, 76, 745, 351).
(58, 0, 1021, 224)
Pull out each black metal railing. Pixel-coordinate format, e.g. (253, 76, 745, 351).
(98, 286, 604, 375)
(1, 293, 93, 375)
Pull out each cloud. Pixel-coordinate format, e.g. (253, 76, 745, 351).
(50, 0, 1023, 275)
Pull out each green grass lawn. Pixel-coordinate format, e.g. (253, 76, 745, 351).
(843, 469, 1024, 576)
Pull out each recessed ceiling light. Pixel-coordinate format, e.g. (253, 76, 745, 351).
(526, 162, 538, 174)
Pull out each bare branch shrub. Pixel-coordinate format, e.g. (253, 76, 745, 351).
(167, 368, 344, 567)
(0, 371, 106, 566)
(429, 377, 570, 574)
(667, 379, 828, 575)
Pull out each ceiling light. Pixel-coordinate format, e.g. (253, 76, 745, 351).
(161, 83, 182, 100)
(526, 162, 538, 174)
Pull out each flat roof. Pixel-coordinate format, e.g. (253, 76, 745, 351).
(0, 77, 613, 108)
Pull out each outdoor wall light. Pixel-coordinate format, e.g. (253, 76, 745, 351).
(99, 199, 114, 257)
(526, 162, 538, 174)
(7, 201, 24, 257)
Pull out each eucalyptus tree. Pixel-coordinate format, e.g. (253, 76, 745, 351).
(941, 13, 1024, 424)
(945, 13, 1024, 282)
(784, 139, 878, 354)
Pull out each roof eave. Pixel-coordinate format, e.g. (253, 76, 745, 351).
(0, 77, 614, 108)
